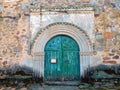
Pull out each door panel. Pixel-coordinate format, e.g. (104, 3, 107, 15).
(44, 35, 80, 81)
(44, 51, 61, 81)
(62, 51, 80, 81)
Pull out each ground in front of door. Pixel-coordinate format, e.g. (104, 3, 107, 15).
(1, 83, 120, 90)
(0, 85, 78, 90)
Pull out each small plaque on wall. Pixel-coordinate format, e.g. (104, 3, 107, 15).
(51, 58, 57, 64)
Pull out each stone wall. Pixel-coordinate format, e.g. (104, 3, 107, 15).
(0, 0, 32, 69)
(94, 5, 120, 64)
(0, 0, 120, 69)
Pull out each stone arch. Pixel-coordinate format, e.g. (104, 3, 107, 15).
(32, 22, 93, 78)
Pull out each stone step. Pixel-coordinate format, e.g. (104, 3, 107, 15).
(44, 81, 80, 86)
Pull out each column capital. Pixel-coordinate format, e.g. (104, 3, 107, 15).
(80, 51, 93, 56)
(34, 52, 44, 56)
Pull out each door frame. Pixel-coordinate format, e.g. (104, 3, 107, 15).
(32, 22, 93, 79)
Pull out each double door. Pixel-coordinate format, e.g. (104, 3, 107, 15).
(44, 35, 80, 81)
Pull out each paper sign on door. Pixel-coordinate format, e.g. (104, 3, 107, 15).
(51, 58, 57, 64)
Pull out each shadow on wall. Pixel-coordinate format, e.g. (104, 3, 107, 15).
(0, 64, 33, 76)
(82, 64, 120, 84)
(0, 64, 43, 85)
(1, 63, 120, 85)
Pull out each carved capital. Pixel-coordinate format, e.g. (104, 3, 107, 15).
(34, 52, 44, 56)
(80, 51, 93, 56)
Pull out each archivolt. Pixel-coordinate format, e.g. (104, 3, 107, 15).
(32, 22, 92, 54)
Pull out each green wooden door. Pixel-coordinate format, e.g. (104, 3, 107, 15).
(44, 35, 80, 81)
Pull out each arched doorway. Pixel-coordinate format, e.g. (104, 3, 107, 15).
(44, 35, 80, 81)
(32, 22, 93, 80)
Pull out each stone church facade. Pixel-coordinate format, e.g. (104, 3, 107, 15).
(0, 0, 120, 81)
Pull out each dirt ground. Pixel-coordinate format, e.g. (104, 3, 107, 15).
(0, 85, 78, 90)
(1, 84, 120, 90)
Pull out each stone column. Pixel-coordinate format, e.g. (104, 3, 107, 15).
(80, 51, 93, 77)
(33, 52, 44, 78)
